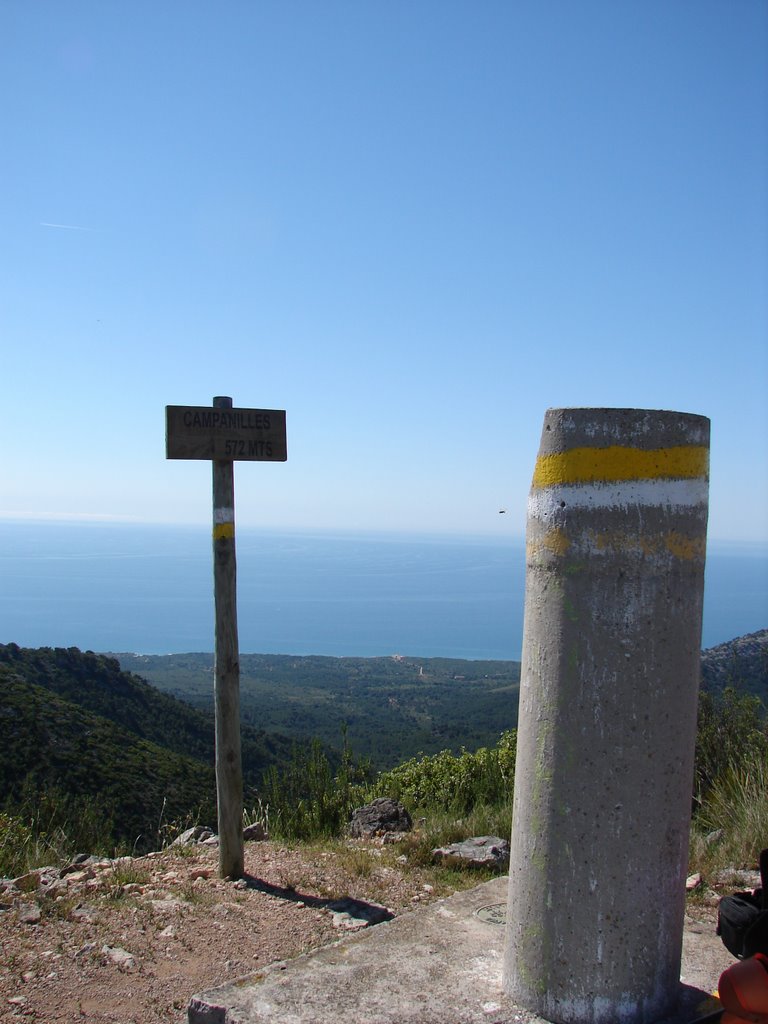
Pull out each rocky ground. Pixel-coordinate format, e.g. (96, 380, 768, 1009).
(0, 835, 458, 1024)
(0, 836, 747, 1024)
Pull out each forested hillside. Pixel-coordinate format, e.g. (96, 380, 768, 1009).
(118, 634, 768, 770)
(0, 644, 293, 849)
(2, 633, 764, 854)
(114, 652, 522, 768)
(700, 629, 768, 700)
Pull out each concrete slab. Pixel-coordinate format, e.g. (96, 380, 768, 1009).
(188, 878, 731, 1024)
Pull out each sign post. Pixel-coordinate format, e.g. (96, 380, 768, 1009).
(166, 396, 287, 879)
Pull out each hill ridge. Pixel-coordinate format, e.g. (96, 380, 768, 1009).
(2, 631, 765, 850)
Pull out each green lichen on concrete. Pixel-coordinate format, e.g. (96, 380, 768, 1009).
(563, 595, 579, 622)
(529, 715, 553, 837)
(514, 922, 549, 995)
(564, 561, 586, 575)
(530, 848, 547, 875)
(567, 645, 579, 673)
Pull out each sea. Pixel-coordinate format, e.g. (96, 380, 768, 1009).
(0, 520, 766, 660)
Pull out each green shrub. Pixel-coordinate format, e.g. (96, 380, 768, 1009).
(374, 730, 517, 815)
(259, 731, 372, 841)
(0, 812, 36, 878)
(691, 748, 768, 874)
(254, 729, 517, 845)
(695, 688, 767, 804)
(0, 785, 133, 876)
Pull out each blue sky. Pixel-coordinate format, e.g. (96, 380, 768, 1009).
(2, 1, 766, 542)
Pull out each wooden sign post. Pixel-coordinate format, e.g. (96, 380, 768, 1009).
(166, 397, 287, 879)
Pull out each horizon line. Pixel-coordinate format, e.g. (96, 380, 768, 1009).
(0, 510, 766, 549)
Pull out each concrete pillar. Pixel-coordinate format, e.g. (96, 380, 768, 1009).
(503, 408, 710, 1024)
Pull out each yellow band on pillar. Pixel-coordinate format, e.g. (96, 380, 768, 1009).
(213, 523, 235, 540)
(532, 445, 709, 489)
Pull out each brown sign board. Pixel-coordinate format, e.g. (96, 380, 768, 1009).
(166, 405, 287, 461)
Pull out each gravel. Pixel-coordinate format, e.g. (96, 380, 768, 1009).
(0, 839, 452, 1023)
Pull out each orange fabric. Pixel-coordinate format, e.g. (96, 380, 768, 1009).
(719, 953, 768, 1022)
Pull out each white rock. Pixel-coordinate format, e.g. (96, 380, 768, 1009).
(102, 945, 136, 971)
(326, 898, 391, 931)
(331, 911, 369, 931)
(150, 898, 185, 913)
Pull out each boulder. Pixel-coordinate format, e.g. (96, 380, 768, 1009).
(102, 945, 136, 971)
(60, 854, 93, 876)
(325, 898, 393, 930)
(12, 868, 57, 893)
(431, 835, 510, 869)
(349, 798, 412, 838)
(243, 823, 267, 842)
(18, 902, 42, 925)
(171, 826, 215, 847)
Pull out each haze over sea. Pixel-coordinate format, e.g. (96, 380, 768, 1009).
(1, 520, 766, 661)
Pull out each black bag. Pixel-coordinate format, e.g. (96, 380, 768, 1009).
(718, 849, 768, 959)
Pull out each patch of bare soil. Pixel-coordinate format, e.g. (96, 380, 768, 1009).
(0, 839, 454, 1024)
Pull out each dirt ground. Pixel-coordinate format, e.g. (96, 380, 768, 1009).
(0, 838, 455, 1024)
(0, 841, 741, 1024)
